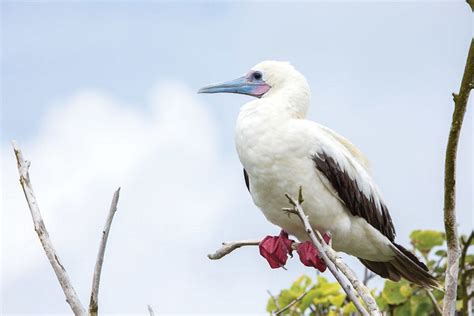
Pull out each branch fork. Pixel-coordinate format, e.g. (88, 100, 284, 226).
(13, 141, 122, 316)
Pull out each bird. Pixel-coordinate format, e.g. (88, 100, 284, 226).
(198, 60, 437, 288)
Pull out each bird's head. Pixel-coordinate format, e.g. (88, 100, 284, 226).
(198, 61, 310, 101)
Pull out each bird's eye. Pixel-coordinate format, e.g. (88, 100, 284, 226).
(252, 71, 263, 80)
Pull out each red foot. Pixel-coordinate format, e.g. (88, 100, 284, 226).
(296, 233, 331, 272)
(259, 230, 295, 269)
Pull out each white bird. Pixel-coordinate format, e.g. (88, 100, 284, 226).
(199, 61, 437, 288)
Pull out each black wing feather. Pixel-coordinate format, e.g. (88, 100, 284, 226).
(243, 169, 250, 192)
(312, 151, 396, 241)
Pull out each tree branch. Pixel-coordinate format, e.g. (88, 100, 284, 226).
(443, 38, 474, 315)
(285, 188, 380, 315)
(12, 141, 86, 316)
(208, 189, 381, 315)
(426, 289, 443, 316)
(274, 285, 316, 316)
(208, 240, 261, 259)
(363, 267, 376, 286)
(461, 232, 474, 315)
(88, 188, 121, 316)
(147, 304, 156, 316)
(208, 240, 299, 260)
(266, 290, 281, 311)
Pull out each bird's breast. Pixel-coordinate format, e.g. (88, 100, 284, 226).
(234, 113, 339, 238)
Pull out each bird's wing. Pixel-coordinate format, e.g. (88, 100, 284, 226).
(313, 134, 396, 241)
(317, 124, 371, 171)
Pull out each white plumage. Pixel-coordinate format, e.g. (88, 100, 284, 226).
(235, 61, 393, 262)
(199, 60, 437, 288)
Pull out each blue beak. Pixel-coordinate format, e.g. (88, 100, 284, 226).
(198, 76, 270, 98)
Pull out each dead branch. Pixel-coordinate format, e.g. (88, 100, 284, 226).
(89, 188, 121, 316)
(363, 267, 376, 286)
(147, 304, 156, 316)
(208, 240, 299, 260)
(12, 141, 87, 316)
(266, 290, 281, 311)
(442, 38, 473, 315)
(426, 289, 443, 316)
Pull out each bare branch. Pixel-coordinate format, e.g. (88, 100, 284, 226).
(443, 38, 473, 315)
(461, 232, 474, 314)
(426, 289, 443, 316)
(363, 267, 376, 286)
(286, 188, 380, 316)
(147, 304, 156, 316)
(266, 290, 280, 310)
(274, 285, 316, 316)
(12, 141, 86, 316)
(208, 240, 263, 259)
(88, 188, 121, 316)
(208, 239, 303, 260)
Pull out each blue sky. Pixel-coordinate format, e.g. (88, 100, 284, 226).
(1, 1, 472, 314)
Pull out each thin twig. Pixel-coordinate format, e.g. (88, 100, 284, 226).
(461, 232, 474, 315)
(285, 188, 380, 316)
(426, 289, 443, 316)
(363, 267, 376, 286)
(460, 231, 474, 271)
(208, 240, 261, 259)
(147, 304, 155, 316)
(274, 285, 316, 316)
(88, 188, 121, 316)
(12, 141, 86, 316)
(208, 240, 300, 260)
(266, 290, 280, 310)
(443, 38, 473, 316)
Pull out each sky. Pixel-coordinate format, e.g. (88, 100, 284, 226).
(1, 1, 473, 314)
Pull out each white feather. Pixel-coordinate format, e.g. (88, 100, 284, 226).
(235, 61, 395, 262)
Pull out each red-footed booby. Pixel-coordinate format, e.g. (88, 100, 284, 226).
(199, 61, 437, 288)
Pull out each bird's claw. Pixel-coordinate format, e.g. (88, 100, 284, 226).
(259, 230, 295, 269)
(296, 232, 331, 272)
(297, 241, 327, 272)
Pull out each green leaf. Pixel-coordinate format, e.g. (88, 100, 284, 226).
(435, 249, 447, 257)
(299, 288, 319, 311)
(382, 280, 409, 305)
(329, 294, 346, 308)
(394, 301, 411, 316)
(410, 294, 433, 316)
(400, 284, 413, 298)
(266, 297, 277, 313)
(319, 282, 342, 296)
(290, 275, 312, 294)
(410, 230, 445, 256)
(316, 275, 329, 285)
(376, 294, 389, 311)
(278, 289, 299, 308)
(465, 254, 474, 264)
(343, 302, 357, 315)
(432, 288, 444, 301)
(313, 295, 331, 306)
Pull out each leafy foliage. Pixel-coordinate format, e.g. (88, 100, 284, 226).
(409, 230, 445, 257)
(266, 230, 474, 315)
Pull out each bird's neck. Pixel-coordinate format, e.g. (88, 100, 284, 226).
(265, 85, 310, 119)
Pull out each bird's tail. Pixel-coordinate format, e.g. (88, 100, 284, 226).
(359, 243, 439, 289)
